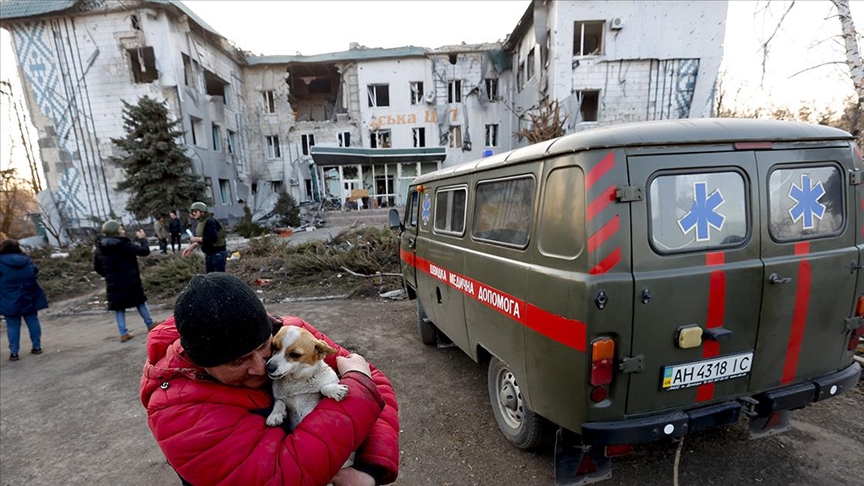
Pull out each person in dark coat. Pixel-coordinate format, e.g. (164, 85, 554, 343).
(167, 210, 182, 254)
(93, 220, 154, 342)
(0, 239, 47, 361)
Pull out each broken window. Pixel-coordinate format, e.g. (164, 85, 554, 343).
(205, 177, 215, 204)
(574, 21, 604, 56)
(338, 132, 351, 147)
(265, 135, 281, 159)
(263, 90, 276, 114)
(410, 81, 424, 105)
(130, 14, 140, 31)
(189, 116, 204, 146)
(301, 133, 315, 156)
(485, 78, 498, 101)
(527, 47, 536, 81)
(370, 129, 391, 149)
(448, 80, 462, 103)
(448, 126, 462, 148)
(271, 181, 283, 193)
(219, 179, 231, 205)
(211, 124, 221, 152)
(413, 127, 426, 148)
(182, 54, 193, 86)
(518, 62, 525, 90)
(577, 90, 600, 122)
(227, 130, 237, 154)
(127, 46, 158, 84)
(203, 70, 229, 104)
(367, 84, 390, 107)
(485, 124, 499, 147)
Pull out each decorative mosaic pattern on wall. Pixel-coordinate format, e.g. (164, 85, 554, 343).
(675, 59, 699, 119)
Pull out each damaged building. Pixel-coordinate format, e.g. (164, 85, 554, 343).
(0, 0, 727, 237)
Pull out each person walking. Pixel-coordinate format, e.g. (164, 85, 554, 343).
(167, 210, 182, 254)
(0, 239, 47, 361)
(93, 220, 155, 342)
(153, 214, 169, 255)
(182, 202, 228, 273)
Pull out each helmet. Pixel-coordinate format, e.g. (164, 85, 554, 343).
(190, 202, 207, 213)
(102, 220, 122, 236)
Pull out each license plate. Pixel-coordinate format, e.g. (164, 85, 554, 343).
(661, 352, 753, 391)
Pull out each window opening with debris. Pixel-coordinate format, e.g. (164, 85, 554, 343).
(410, 81, 424, 105)
(574, 21, 604, 56)
(485, 124, 499, 147)
(485, 78, 498, 101)
(128, 46, 158, 84)
(527, 47, 536, 81)
(367, 84, 390, 107)
(302, 134, 316, 155)
(518, 62, 525, 90)
(203, 70, 229, 104)
(449, 126, 463, 148)
(182, 54, 193, 86)
(339, 132, 351, 147)
(448, 80, 462, 103)
(211, 124, 221, 151)
(227, 130, 237, 154)
(130, 14, 140, 31)
(263, 90, 276, 114)
(577, 90, 600, 122)
(266, 135, 281, 159)
(271, 181, 283, 193)
(413, 127, 426, 148)
(190, 116, 204, 146)
(219, 179, 231, 205)
(370, 130, 392, 149)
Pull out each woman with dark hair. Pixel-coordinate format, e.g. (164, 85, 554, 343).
(0, 239, 48, 361)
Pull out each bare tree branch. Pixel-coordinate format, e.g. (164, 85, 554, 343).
(760, 0, 797, 88)
(789, 61, 846, 78)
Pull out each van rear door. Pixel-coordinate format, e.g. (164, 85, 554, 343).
(627, 151, 763, 415)
(399, 189, 420, 293)
(749, 147, 857, 391)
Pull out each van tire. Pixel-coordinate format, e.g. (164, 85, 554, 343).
(417, 301, 437, 345)
(488, 356, 551, 450)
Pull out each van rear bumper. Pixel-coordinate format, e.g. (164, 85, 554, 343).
(581, 362, 861, 446)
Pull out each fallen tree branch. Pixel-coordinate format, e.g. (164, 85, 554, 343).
(340, 266, 403, 278)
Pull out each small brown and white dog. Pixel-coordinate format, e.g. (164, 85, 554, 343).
(265, 326, 349, 430)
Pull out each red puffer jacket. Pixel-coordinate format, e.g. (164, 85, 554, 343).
(140, 315, 400, 485)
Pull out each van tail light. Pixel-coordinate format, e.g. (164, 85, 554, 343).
(604, 444, 633, 458)
(850, 297, 864, 351)
(590, 338, 615, 386)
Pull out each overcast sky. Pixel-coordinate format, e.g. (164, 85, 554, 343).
(1, 0, 862, 172)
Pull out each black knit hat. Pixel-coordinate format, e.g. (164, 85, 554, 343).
(174, 273, 272, 367)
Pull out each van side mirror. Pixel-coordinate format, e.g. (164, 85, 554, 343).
(388, 208, 403, 231)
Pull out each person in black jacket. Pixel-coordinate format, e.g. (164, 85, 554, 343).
(168, 210, 182, 254)
(93, 220, 155, 342)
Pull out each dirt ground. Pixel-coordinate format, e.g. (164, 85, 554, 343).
(1, 291, 862, 486)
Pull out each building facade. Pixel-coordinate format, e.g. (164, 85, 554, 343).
(0, 0, 728, 237)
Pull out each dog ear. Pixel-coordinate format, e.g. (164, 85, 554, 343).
(314, 339, 338, 359)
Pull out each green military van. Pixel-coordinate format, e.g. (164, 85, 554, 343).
(389, 118, 862, 485)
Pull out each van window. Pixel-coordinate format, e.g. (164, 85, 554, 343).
(538, 167, 585, 258)
(472, 176, 535, 247)
(649, 171, 748, 253)
(407, 190, 419, 227)
(768, 165, 843, 241)
(434, 187, 467, 235)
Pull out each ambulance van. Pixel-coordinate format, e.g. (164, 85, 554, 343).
(389, 118, 862, 485)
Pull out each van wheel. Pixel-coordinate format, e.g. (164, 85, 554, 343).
(417, 301, 437, 345)
(488, 357, 551, 450)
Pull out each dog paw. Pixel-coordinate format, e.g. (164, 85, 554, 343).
(265, 412, 284, 427)
(323, 383, 349, 401)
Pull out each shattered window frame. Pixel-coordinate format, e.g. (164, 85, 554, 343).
(265, 135, 281, 159)
(127, 46, 158, 84)
(527, 47, 536, 81)
(448, 80, 462, 103)
(262, 90, 276, 114)
(367, 84, 390, 107)
(573, 21, 605, 56)
(301, 133, 316, 156)
(219, 179, 231, 205)
(227, 130, 237, 155)
(485, 78, 498, 102)
(410, 81, 424, 105)
(339, 132, 351, 147)
(211, 123, 221, 152)
(448, 125, 463, 148)
(413, 127, 426, 148)
(370, 129, 392, 149)
(485, 124, 499, 147)
(576, 90, 601, 122)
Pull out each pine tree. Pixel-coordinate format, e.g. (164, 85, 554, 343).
(110, 96, 208, 220)
(273, 190, 301, 227)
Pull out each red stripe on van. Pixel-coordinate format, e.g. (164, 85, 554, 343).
(586, 151, 615, 189)
(400, 248, 416, 268)
(781, 242, 812, 384)
(588, 215, 620, 253)
(589, 247, 621, 275)
(587, 185, 617, 221)
(407, 254, 587, 352)
(696, 252, 726, 403)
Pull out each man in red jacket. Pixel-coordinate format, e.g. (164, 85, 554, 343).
(140, 273, 399, 486)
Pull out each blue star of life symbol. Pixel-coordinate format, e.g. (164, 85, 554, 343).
(788, 174, 825, 230)
(677, 181, 726, 242)
(421, 193, 432, 225)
